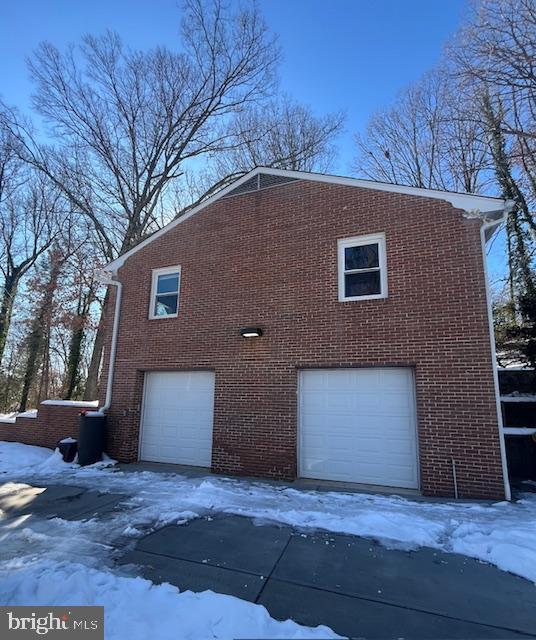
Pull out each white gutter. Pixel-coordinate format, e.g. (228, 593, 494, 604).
(96, 272, 123, 413)
(480, 208, 513, 501)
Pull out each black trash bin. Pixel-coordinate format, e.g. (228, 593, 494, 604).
(78, 412, 107, 466)
(57, 438, 78, 463)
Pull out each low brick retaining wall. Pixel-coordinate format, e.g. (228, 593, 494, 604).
(0, 402, 97, 450)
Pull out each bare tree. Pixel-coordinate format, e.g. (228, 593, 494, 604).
(353, 70, 489, 192)
(0, 127, 60, 364)
(447, 0, 536, 365)
(451, 0, 536, 144)
(18, 220, 87, 410)
(222, 98, 342, 173)
(4, 0, 280, 398)
(449, 0, 536, 206)
(18, 1, 278, 257)
(180, 97, 344, 210)
(19, 247, 63, 411)
(61, 249, 99, 399)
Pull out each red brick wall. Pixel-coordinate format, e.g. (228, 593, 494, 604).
(0, 404, 83, 449)
(101, 179, 505, 499)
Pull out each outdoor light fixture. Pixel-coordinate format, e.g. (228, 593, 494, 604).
(240, 327, 263, 338)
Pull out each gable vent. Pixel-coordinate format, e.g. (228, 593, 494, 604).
(223, 172, 299, 198)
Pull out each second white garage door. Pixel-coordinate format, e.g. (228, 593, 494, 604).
(140, 371, 215, 466)
(299, 368, 418, 489)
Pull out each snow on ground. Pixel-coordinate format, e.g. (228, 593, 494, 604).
(0, 562, 335, 640)
(0, 441, 54, 472)
(0, 443, 340, 639)
(1, 442, 536, 583)
(0, 441, 536, 638)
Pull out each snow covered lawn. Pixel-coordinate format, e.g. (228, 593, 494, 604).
(0, 563, 334, 640)
(1, 441, 536, 638)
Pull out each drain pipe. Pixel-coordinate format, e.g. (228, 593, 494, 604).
(451, 459, 459, 499)
(480, 210, 513, 502)
(96, 272, 123, 414)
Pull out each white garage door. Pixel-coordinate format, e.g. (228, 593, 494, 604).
(140, 371, 215, 466)
(299, 368, 418, 489)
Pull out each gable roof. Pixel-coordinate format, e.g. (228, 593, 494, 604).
(104, 167, 512, 273)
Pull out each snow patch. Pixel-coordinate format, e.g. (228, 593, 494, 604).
(41, 400, 99, 408)
(0, 410, 38, 423)
(0, 562, 338, 639)
(17, 409, 38, 419)
(0, 443, 116, 476)
(0, 447, 339, 638)
(122, 525, 142, 537)
(0, 442, 53, 473)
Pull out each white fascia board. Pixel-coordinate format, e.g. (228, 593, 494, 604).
(103, 167, 513, 273)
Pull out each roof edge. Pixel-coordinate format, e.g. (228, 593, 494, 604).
(104, 167, 511, 273)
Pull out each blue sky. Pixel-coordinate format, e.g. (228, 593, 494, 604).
(1, 0, 467, 172)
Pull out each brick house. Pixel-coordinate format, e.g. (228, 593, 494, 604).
(100, 167, 512, 500)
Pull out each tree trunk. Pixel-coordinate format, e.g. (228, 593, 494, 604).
(19, 320, 45, 412)
(0, 273, 19, 366)
(19, 258, 61, 411)
(38, 325, 51, 404)
(83, 289, 109, 401)
(506, 213, 517, 323)
(1, 350, 16, 411)
(63, 318, 86, 399)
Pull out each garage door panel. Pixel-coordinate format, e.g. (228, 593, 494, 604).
(300, 392, 327, 412)
(140, 371, 215, 467)
(380, 441, 416, 457)
(303, 413, 414, 435)
(304, 392, 412, 416)
(300, 368, 418, 489)
(380, 368, 411, 385)
(304, 460, 418, 486)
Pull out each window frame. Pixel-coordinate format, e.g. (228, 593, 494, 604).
(149, 265, 182, 320)
(337, 233, 388, 302)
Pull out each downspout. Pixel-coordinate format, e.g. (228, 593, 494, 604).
(96, 272, 123, 414)
(479, 207, 513, 501)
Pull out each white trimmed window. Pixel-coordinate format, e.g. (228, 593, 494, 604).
(149, 266, 181, 319)
(338, 233, 387, 301)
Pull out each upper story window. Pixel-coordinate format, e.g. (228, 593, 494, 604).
(338, 233, 387, 302)
(149, 266, 181, 319)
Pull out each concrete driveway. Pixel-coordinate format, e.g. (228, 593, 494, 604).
(2, 481, 536, 639)
(0, 482, 126, 521)
(120, 513, 536, 639)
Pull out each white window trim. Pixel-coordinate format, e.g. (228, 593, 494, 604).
(149, 265, 181, 320)
(338, 233, 387, 302)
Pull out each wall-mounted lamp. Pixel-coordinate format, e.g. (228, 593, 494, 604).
(240, 327, 263, 338)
